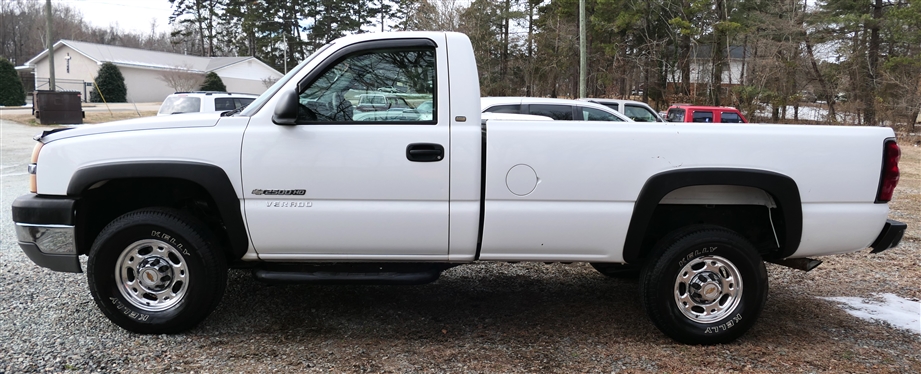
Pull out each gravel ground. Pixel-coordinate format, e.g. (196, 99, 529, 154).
(1, 119, 919, 373)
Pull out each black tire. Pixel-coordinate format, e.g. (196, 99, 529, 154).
(589, 262, 640, 278)
(87, 208, 227, 333)
(639, 225, 767, 344)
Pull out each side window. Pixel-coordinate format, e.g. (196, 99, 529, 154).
(235, 98, 255, 109)
(581, 107, 624, 121)
(598, 103, 620, 112)
(484, 104, 522, 114)
(624, 105, 658, 122)
(721, 112, 743, 123)
(214, 98, 235, 111)
(529, 104, 573, 120)
(692, 111, 714, 123)
(298, 48, 436, 123)
(666, 108, 685, 122)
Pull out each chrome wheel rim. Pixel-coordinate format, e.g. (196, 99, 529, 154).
(674, 255, 742, 322)
(115, 239, 190, 312)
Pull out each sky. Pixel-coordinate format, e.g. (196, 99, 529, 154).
(55, 0, 175, 35)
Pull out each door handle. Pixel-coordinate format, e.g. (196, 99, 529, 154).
(406, 143, 444, 162)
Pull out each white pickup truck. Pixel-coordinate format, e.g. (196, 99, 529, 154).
(12, 32, 906, 345)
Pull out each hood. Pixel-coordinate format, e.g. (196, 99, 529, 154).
(38, 112, 223, 143)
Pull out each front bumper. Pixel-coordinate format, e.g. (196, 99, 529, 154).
(870, 219, 907, 254)
(11, 194, 81, 273)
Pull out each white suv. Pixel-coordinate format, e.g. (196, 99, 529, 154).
(157, 91, 258, 116)
(481, 97, 632, 122)
(579, 98, 663, 122)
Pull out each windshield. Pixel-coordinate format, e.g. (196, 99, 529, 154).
(239, 43, 332, 116)
(158, 96, 201, 115)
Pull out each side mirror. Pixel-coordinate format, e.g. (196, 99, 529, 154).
(272, 89, 299, 125)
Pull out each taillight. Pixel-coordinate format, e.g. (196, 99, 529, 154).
(876, 139, 900, 202)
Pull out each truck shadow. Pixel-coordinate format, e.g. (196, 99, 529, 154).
(200, 262, 882, 347)
(207, 263, 656, 342)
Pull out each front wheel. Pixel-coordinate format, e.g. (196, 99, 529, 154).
(87, 208, 227, 333)
(639, 226, 768, 344)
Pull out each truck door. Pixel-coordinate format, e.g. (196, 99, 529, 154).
(240, 38, 450, 260)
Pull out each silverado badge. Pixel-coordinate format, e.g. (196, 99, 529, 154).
(252, 189, 306, 196)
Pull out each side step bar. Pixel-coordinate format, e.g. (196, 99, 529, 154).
(252, 263, 452, 285)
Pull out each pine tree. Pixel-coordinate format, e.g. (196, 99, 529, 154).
(90, 62, 127, 102)
(200, 72, 227, 91)
(0, 58, 26, 106)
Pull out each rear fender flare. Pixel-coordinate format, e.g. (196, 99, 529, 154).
(623, 168, 802, 263)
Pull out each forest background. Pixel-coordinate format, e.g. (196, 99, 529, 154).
(2, 0, 921, 128)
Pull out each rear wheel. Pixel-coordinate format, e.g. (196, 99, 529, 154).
(87, 208, 227, 333)
(639, 225, 767, 344)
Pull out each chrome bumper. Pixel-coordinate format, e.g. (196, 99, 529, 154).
(12, 194, 81, 273)
(15, 223, 76, 254)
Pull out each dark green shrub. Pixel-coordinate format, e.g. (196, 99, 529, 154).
(200, 72, 226, 91)
(90, 62, 127, 102)
(0, 58, 26, 106)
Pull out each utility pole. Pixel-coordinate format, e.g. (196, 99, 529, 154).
(45, 0, 55, 91)
(579, 0, 586, 98)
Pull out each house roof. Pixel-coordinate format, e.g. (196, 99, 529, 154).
(24, 40, 276, 74)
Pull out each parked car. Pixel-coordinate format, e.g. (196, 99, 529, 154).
(481, 112, 553, 121)
(665, 105, 748, 123)
(481, 97, 632, 122)
(377, 86, 408, 93)
(414, 100, 434, 121)
(157, 91, 257, 116)
(355, 93, 413, 112)
(579, 98, 663, 122)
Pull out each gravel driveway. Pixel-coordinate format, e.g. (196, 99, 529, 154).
(1, 119, 919, 373)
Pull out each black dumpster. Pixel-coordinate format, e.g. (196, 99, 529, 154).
(33, 91, 84, 125)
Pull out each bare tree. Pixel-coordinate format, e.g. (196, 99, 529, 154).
(157, 66, 204, 92)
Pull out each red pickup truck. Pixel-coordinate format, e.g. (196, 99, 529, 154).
(666, 105, 748, 123)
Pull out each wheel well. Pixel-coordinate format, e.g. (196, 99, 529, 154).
(637, 203, 785, 263)
(75, 178, 232, 260)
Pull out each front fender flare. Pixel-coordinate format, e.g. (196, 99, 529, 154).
(67, 162, 248, 259)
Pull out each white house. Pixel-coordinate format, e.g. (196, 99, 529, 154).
(665, 45, 749, 97)
(20, 40, 282, 103)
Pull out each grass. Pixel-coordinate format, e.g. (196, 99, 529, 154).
(0, 110, 158, 125)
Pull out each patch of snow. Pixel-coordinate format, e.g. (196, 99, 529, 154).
(819, 293, 921, 335)
(754, 105, 864, 124)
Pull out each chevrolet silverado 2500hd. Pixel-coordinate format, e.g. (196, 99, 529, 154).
(12, 31, 906, 345)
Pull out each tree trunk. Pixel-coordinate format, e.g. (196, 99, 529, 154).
(711, 0, 726, 106)
(804, 33, 836, 122)
(502, 0, 510, 79)
(195, 1, 206, 57)
(864, 0, 882, 126)
(679, 34, 691, 99)
(526, 1, 534, 97)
